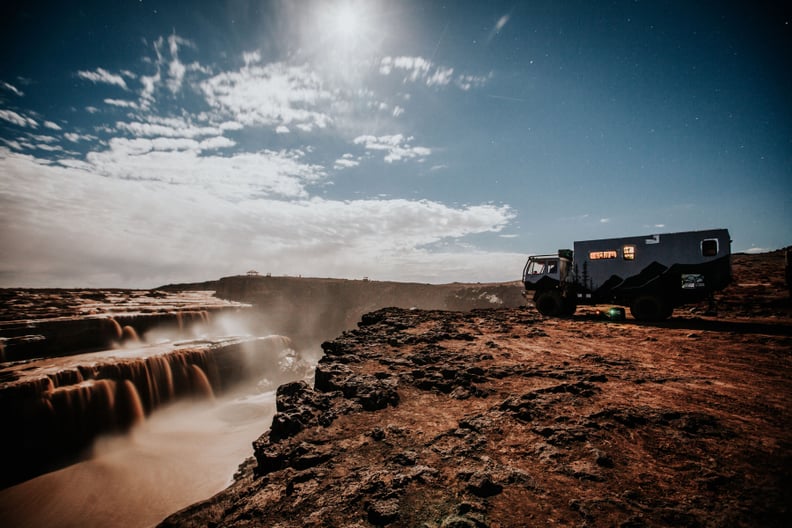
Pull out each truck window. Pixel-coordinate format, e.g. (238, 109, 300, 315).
(527, 259, 559, 274)
(701, 239, 718, 257)
(623, 245, 636, 260)
(527, 261, 545, 274)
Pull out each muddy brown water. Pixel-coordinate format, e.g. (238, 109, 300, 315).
(0, 384, 278, 528)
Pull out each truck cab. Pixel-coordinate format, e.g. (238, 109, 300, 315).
(522, 250, 575, 316)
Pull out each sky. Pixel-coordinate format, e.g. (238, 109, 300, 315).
(1, 0, 790, 288)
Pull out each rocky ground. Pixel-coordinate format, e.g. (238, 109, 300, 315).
(160, 250, 792, 528)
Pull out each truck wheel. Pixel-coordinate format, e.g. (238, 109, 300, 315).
(535, 290, 563, 317)
(562, 298, 577, 317)
(630, 295, 669, 321)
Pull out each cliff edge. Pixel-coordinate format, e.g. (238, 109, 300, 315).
(161, 300, 791, 527)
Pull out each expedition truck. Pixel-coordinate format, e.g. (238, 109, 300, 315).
(522, 229, 732, 321)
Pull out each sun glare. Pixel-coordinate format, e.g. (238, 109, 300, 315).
(333, 5, 361, 41)
(302, 0, 386, 76)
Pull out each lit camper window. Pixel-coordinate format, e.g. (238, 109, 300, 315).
(623, 245, 636, 260)
(701, 239, 718, 257)
(590, 250, 617, 260)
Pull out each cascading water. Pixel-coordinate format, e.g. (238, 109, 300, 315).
(0, 312, 317, 528)
(0, 383, 288, 528)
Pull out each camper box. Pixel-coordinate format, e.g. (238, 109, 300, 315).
(573, 228, 732, 303)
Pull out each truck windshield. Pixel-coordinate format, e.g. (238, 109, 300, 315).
(527, 259, 559, 275)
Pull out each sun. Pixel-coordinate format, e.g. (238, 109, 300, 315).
(303, 0, 386, 76)
(332, 4, 362, 41)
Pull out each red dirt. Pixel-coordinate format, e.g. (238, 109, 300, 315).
(160, 250, 792, 527)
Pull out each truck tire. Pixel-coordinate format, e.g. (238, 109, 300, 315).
(535, 290, 563, 317)
(630, 295, 670, 321)
(562, 297, 577, 317)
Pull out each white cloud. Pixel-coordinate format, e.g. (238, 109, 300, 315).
(140, 70, 161, 106)
(380, 56, 430, 83)
(495, 15, 510, 33)
(392, 105, 404, 117)
(0, 150, 518, 287)
(378, 58, 393, 75)
(353, 134, 431, 163)
(34, 143, 64, 152)
(1, 81, 24, 96)
(243, 50, 261, 66)
(85, 106, 100, 114)
(426, 67, 454, 87)
(198, 136, 235, 150)
(1, 138, 23, 150)
(64, 132, 96, 143)
(600, 218, 610, 223)
(201, 62, 333, 130)
(380, 56, 482, 90)
(276, 125, 290, 134)
(456, 73, 492, 91)
(392, 56, 432, 81)
(138, 35, 198, 105)
(0, 109, 38, 128)
(219, 121, 244, 131)
(166, 34, 190, 94)
(43, 120, 62, 130)
(29, 134, 58, 143)
(77, 68, 128, 89)
(81, 138, 323, 199)
(116, 119, 226, 138)
(334, 153, 360, 169)
(104, 98, 140, 109)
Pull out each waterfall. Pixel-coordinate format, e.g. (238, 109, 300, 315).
(0, 335, 304, 488)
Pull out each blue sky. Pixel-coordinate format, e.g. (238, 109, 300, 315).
(1, 0, 790, 287)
